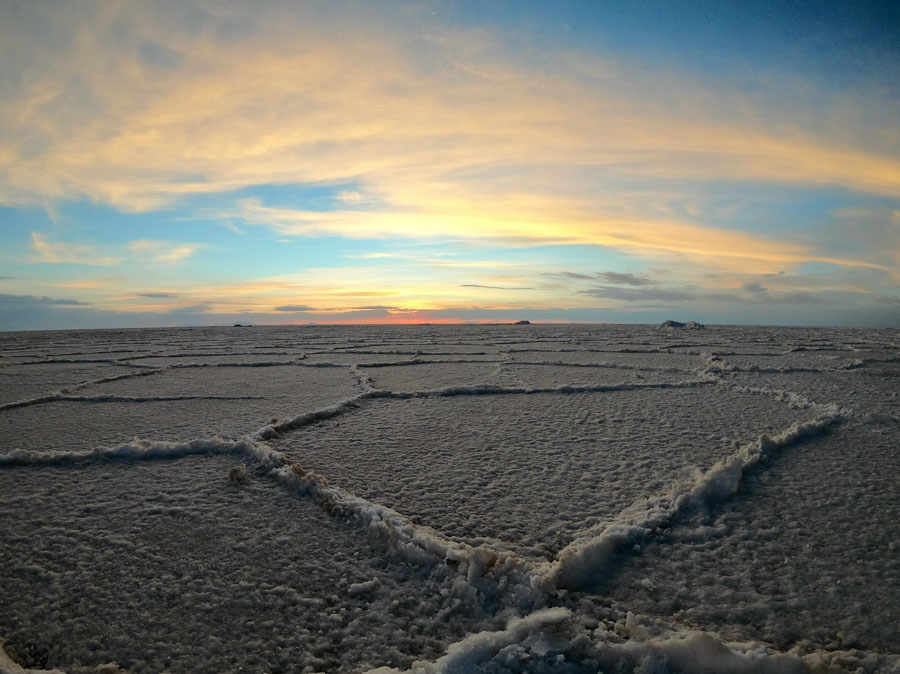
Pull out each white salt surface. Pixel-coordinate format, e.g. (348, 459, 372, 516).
(602, 420, 900, 654)
(0, 456, 496, 673)
(275, 387, 818, 559)
(1, 399, 292, 455)
(508, 350, 702, 370)
(0, 363, 142, 406)
(75, 364, 356, 408)
(0, 324, 897, 673)
(362, 361, 503, 391)
(495, 363, 689, 388)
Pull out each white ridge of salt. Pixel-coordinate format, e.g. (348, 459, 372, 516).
(700, 351, 859, 414)
(365, 608, 574, 674)
(539, 404, 848, 592)
(0, 394, 63, 412)
(0, 437, 250, 467)
(239, 439, 542, 596)
(719, 381, 840, 412)
(365, 607, 870, 674)
(252, 394, 369, 440)
(62, 368, 166, 392)
(350, 364, 376, 392)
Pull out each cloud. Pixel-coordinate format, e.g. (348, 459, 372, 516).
(544, 272, 595, 281)
(138, 292, 178, 298)
(30, 232, 120, 266)
(742, 281, 768, 293)
(0, 293, 89, 306)
(461, 284, 534, 290)
(337, 190, 363, 203)
(274, 304, 315, 312)
(595, 271, 657, 286)
(580, 284, 836, 306)
(581, 286, 732, 303)
(127, 240, 202, 264)
(1, 2, 897, 280)
(230, 198, 887, 275)
(166, 303, 212, 315)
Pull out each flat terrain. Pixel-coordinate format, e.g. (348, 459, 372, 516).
(0, 324, 897, 673)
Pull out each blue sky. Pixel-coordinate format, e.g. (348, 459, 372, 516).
(0, 0, 898, 329)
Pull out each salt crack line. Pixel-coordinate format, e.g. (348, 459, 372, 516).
(354, 358, 506, 368)
(169, 360, 307, 368)
(698, 350, 891, 376)
(0, 437, 251, 467)
(15, 357, 159, 370)
(0, 394, 61, 412)
(66, 394, 267, 403)
(16, 358, 126, 365)
(253, 380, 712, 440)
(506, 346, 664, 355)
(0, 368, 167, 412)
(371, 379, 711, 399)
(123, 350, 301, 360)
(252, 394, 368, 440)
(699, 351, 856, 414)
(539, 404, 849, 592)
(1, 393, 264, 411)
(63, 368, 166, 393)
(507, 359, 696, 374)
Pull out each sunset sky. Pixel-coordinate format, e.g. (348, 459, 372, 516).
(1, 0, 898, 329)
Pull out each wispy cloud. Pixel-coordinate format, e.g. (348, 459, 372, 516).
(128, 240, 202, 264)
(596, 272, 657, 286)
(274, 304, 315, 312)
(30, 232, 120, 266)
(461, 284, 534, 290)
(579, 284, 830, 305)
(138, 292, 178, 298)
(0, 293, 89, 306)
(544, 272, 595, 281)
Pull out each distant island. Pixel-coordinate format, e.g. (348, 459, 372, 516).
(513, 320, 531, 325)
(659, 320, 704, 329)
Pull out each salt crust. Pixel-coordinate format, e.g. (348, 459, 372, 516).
(0, 325, 897, 672)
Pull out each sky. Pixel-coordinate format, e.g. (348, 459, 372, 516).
(1, 0, 898, 330)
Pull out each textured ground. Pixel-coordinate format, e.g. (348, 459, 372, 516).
(0, 324, 897, 674)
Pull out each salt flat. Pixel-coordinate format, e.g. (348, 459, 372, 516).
(0, 324, 897, 674)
